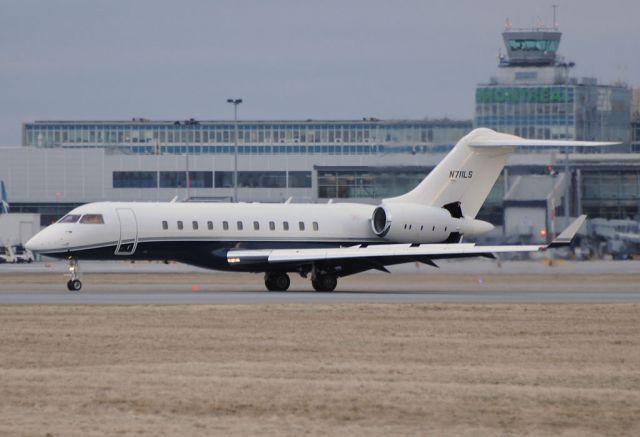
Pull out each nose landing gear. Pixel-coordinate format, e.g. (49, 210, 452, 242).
(66, 258, 82, 291)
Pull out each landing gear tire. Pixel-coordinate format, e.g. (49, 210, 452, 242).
(311, 274, 338, 292)
(264, 272, 290, 292)
(66, 258, 82, 292)
(67, 279, 82, 291)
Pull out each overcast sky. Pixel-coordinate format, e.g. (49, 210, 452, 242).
(1, 0, 638, 144)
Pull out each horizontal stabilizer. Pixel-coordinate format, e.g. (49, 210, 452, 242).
(469, 139, 619, 148)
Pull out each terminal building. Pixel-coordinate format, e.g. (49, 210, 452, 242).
(1, 23, 638, 253)
(475, 25, 630, 145)
(5, 119, 472, 226)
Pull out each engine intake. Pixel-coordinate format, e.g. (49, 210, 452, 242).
(371, 206, 390, 237)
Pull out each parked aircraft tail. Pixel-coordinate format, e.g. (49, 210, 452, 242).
(385, 128, 617, 219)
(1, 181, 9, 214)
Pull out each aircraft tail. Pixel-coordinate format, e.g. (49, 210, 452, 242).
(1, 181, 9, 214)
(384, 128, 616, 219)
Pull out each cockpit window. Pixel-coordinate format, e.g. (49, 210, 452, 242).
(80, 214, 105, 224)
(58, 214, 81, 224)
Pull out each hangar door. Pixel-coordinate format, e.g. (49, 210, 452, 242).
(115, 208, 138, 255)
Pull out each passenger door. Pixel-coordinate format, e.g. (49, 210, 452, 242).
(115, 208, 138, 255)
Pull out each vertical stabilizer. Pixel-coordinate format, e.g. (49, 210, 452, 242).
(384, 129, 513, 218)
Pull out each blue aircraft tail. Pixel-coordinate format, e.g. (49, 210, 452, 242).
(1, 181, 9, 214)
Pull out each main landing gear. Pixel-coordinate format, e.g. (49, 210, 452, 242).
(263, 271, 339, 292)
(66, 258, 82, 291)
(264, 272, 291, 292)
(311, 273, 338, 292)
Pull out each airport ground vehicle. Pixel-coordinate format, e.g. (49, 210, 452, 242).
(12, 245, 34, 263)
(0, 246, 16, 264)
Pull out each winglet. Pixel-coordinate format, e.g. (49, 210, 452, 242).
(547, 215, 587, 248)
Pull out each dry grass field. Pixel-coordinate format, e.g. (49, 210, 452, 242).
(1, 302, 640, 436)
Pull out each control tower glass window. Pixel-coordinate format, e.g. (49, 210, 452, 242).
(508, 39, 559, 52)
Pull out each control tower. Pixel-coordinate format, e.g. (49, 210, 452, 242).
(476, 21, 630, 143)
(501, 28, 562, 67)
(495, 24, 572, 85)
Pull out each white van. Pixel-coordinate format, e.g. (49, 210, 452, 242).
(12, 245, 34, 263)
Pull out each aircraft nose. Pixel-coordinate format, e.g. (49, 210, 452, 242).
(24, 233, 43, 253)
(25, 228, 65, 253)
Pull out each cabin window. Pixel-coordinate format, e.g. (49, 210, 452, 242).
(58, 214, 81, 224)
(177, 221, 184, 230)
(223, 221, 229, 230)
(269, 221, 275, 231)
(253, 221, 259, 230)
(313, 221, 319, 231)
(283, 221, 289, 231)
(192, 221, 199, 230)
(409, 225, 412, 230)
(207, 221, 213, 230)
(299, 221, 305, 231)
(162, 221, 168, 230)
(404, 224, 407, 229)
(420, 225, 424, 231)
(445, 226, 447, 232)
(80, 214, 104, 224)
(432, 226, 435, 231)
(237, 221, 243, 231)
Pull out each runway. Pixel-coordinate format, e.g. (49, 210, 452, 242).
(1, 259, 638, 304)
(1, 288, 640, 304)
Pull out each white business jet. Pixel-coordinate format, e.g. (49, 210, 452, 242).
(26, 128, 607, 292)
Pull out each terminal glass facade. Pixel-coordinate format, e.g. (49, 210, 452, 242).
(159, 171, 213, 188)
(317, 168, 430, 199)
(113, 170, 311, 190)
(632, 121, 640, 153)
(23, 120, 471, 155)
(476, 86, 575, 139)
(476, 84, 631, 145)
(581, 170, 640, 219)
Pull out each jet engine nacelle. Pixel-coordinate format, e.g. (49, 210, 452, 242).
(371, 203, 494, 244)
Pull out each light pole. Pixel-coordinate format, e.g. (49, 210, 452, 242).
(227, 98, 242, 202)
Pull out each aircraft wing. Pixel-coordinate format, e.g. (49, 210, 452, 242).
(228, 216, 586, 269)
